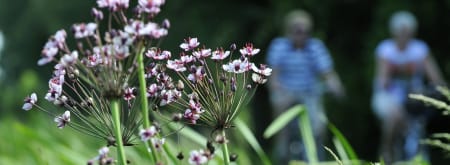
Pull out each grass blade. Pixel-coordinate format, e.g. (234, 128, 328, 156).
(324, 146, 343, 165)
(263, 105, 304, 139)
(298, 107, 319, 164)
(328, 123, 359, 161)
(332, 137, 349, 162)
(234, 118, 272, 165)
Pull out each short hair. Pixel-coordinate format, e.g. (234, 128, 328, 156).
(284, 10, 313, 34)
(389, 11, 417, 35)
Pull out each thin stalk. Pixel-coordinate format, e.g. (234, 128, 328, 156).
(111, 99, 127, 165)
(221, 130, 231, 165)
(137, 48, 150, 128)
(137, 47, 160, 162)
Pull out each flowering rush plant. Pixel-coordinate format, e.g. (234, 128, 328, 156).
(23, 0, 271, 165)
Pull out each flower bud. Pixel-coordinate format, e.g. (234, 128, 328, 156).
(162, 19, 170, 29)
(207, 141, 215, 154)
(230, 153, 238, 162)
(172, 113, 182, 122)
(177, 152, 184, 160)
(176, 80, 184, 91)
(215, 134, 228, 144)
(230, 43, 236, 50)
(91, 8, 104, 20)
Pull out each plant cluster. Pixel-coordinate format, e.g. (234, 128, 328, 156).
(22, 0, 271, 164)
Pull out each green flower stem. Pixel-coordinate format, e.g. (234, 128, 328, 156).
(111, 99, 127, 165)
(137, 48, 150, 128)
(221, 130, 231, 165)
(137, 48, 160, 162)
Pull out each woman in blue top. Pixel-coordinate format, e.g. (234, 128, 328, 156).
(372, 11, 445, 164)
(267, 10, 345, 163)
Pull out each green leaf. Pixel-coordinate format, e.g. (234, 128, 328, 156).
(332, 137, 349, 162)
(234, 118, 272, 165)
(263, 105, 304, 139)
(168, 123, 207, 146)
(298, 107, 318, 164)
(328, 123, 359, 161)
(167, 123, 224, 161)
(323, 146, 343, 165)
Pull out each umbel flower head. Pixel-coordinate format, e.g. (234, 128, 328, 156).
(23, 0, 271, 164)
(163, 39, 271, 130)
(24, 0, 172, 146)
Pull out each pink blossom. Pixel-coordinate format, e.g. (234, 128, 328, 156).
(188, 99, 203, 114)
(123, 87, 136, 101)
(53, 64, 66, 76)
(91, 8, 104, 20)
(54, 111, 70, 129)
(45, 88, 61, 102)
(211, 48, 230, 60)
(188, 150, 208, 165)
(145, 64, 158, 78)
(53, 30, 67, 49)
(138, 0, 165, 14)
(184, 109, 200, 124)
(222, 59, 252, 73)
(180, 38, 200, 51)
(113, 45, 130, 60)
(98, 147, 109, 158)
(112, 31, 134, 46)
(97, 0, 129, 11)
(124, 20, 158, 36)
(252, 73, 267, 84)
(160, 89, 180, 106)
(150, 28, 168, 39)
(146, 83, 159, 97)
(167, 59, 186, 72)
(46, 75, 64, 102)
(180, 55, 195, 64)
(60, 51, 79, 67)
(38, 41, 59, 66)
(239, 43, 260, 56)
(86, 53, 103, 67)
(139, 126, 158, 141)
(151, 137, 165, 150)
(192, 48, 211, 59)
(145, 49, 171, 60)
(22, 93, 37, 111)
(187, 66, 205, 83)
(251, 64, 272, 76)
(72, 23, 97, 39)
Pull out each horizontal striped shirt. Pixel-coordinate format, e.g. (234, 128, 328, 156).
(267, 37, 333, 95)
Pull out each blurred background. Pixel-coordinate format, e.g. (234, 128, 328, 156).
(1, 0, 450, 164)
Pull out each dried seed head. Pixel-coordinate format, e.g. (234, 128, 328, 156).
(220, 74, 227, 83)
(172, 113, 182, 122)
(177, 152, 184, 160)
(107, 136, 116, 146)
(215, 134, 228, 144)
(230, 43, 236, 50)
(176, 80, 184, 91)
(207, 141, 215, 154)
(230, 153, 238, 162)
(162, 19, 170, 29)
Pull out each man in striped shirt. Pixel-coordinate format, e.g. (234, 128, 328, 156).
(267, 10, 345, 163)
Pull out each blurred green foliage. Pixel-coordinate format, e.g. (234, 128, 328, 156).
(1, 0, 450, 164)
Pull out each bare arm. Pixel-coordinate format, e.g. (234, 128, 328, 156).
(323, 70, 345, 98)
(376, 57, 390, 89)
(268, 68, 280, 91)
(424, 54, 445, 86)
